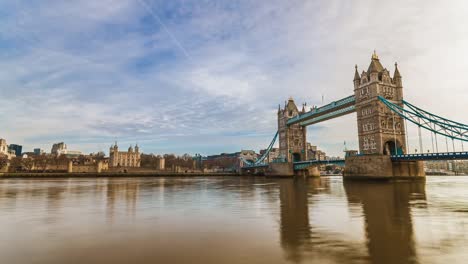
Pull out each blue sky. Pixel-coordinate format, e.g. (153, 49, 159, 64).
(1, 0, 468, 156)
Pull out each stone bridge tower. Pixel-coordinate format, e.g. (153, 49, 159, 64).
(354, 52, 407, 155)
(278, 98, 307, 162)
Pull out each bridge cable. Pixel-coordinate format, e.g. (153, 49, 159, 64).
(418, 119, 423, 153)
(240, 131, 279, 168)
(435, 132, 439, 153)
(431, 131, 435, 153)
(462, 140, 465, 152)
(393, 112, 397, 155)
(378, 96, 468, 142)
(405, 119, 410, 154)
(452, 138, 456, 152)
(445, 137, 449, 153)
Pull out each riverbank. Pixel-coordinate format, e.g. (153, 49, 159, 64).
(0, 172, 238, 178)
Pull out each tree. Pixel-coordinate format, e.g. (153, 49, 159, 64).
(34, 155, 49, 172)
(22, 158, 34, 172)
(0, 156, 8, 171)
(8, 157, 22, 172)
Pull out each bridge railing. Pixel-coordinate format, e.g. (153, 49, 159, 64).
(391, 151, 468, 161)
(287, 95, 355, 125)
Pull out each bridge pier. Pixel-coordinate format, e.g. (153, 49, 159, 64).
(264, 163, 322, 177)
(297, 166, 320, 177)
(265, 162, 294, 177)
(343, 155, 425, 180)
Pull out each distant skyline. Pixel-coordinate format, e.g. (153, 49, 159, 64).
(1, 0, 468, 156)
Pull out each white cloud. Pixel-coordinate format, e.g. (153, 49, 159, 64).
(1, 0, 467, 156)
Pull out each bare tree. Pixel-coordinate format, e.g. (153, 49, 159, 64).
(0, 156, 8, 171)
(22, 158, 34, 172)
(8, 157, 22, 172)
(34, 155, 48, 172)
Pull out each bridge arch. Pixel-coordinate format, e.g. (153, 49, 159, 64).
(383, 139, 403, 155)
(292, 153, 302, 162)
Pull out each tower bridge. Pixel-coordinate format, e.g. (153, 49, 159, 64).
(241, 52, 468, 179)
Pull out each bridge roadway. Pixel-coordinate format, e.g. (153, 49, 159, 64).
(391, 151, 468, 161)
(287, 95, 356, 126)
(242, 159, 346, 171)
(244, 152, 468, 172)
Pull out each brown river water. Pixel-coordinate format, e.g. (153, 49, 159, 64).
(1, 176, 468, 264)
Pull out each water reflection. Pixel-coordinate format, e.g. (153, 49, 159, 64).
(343, 181, 426, 264)
(278, 178, 311, 262)
(279, 178, 367, 263)
(1, 176, 468, 264)
(106, 180, 140, 223)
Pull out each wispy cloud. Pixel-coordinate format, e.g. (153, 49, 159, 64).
(1, 0, 467, 156)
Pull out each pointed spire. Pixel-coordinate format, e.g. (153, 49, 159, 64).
(394, 62, 401, 78)
(354, 65, 360, 81)
(368, 50, 384, 73)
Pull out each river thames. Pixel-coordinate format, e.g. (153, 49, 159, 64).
(1, 176, 468, 264)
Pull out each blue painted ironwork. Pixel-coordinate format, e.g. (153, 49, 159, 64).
(287, 95, 356, 126)
(299, 105, 356, 126)
(391, 152, 468, 161)
(242, 163, 269, 169)
(293, 159, 345, 170)
(240, 131, 278, 168)
(378, 96, 468, 142)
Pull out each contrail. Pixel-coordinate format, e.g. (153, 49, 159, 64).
(136, 0, 192, 60)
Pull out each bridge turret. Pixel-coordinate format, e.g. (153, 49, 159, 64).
(354, 52, 407, 156)
(278, 97, 307, 162)
(353, 65, 361, 89)
(368, 51, 383, 82)
(393, 63, 403, 101)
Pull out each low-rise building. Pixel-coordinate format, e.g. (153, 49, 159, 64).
(306, 143, 327, 161)
(259, 148, 280, 164)
(204, 150, 259, 172)
(51, 142, 82, 157)
(0, 139, 15, 159)
(109, 142, 141, 167)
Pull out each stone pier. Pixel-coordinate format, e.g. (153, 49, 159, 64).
(343, 155, 425, 180)
(265, 163, 294, 177)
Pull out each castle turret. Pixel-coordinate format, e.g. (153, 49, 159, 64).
(353, 65, 361, 89)
(135, 144, 139, 153)
(393, 62, 402, 87)
(368, 51, 383, 82)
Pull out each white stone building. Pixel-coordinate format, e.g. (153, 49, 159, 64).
(109, 142, 141, 167)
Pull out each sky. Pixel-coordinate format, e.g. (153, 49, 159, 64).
(0, 0, 467, 156)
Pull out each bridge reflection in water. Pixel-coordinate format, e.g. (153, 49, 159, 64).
(278, 177, 426, 264)
(5, 177, 468, 264)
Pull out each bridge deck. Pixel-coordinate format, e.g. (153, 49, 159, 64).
(287, 95, 356, 126)
(391, 152, 468, 161)
(294, 159, 345, 170)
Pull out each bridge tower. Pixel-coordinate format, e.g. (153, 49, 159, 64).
(278, 98, 307, 162)
(354, 51, 406, 155)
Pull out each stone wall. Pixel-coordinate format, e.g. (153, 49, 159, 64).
(343, 155, 425, 180)
(392, 160, 425, 178)
(68, 161, 107, 173)
(266, 163, 294, 177)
